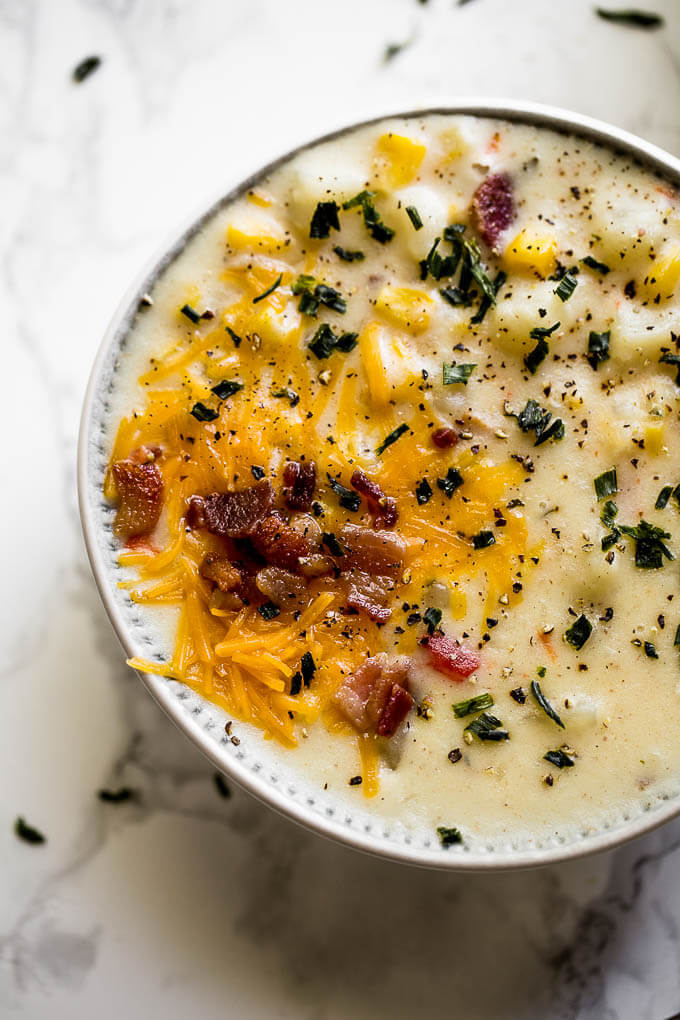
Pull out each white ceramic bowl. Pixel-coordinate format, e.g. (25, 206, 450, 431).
(79, 99, 680, 870)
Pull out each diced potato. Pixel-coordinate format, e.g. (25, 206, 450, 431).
(504, 229, 557, 275)
(438, 125, 468, 162)
(615, 300, 680, 359)
(374, 133, 426, 190)
(587, 189, 663, 271)
(359, 321, 421, 405)
(643, 242, 680, 299)
(485, 279, 562, 356)
(392, 184, 448, 259)
(375, 286, 433, 335)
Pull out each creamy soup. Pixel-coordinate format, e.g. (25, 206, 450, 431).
(105, 114, 680, 849)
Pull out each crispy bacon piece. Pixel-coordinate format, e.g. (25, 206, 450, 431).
(431, 427, 458, 449)
(189, 481, 274, 538)
(283, 460, 317, 512)
(332, 654, 414, 736)
(472, 172, 515, 250)
(350, 468, 398, 528)
(423, 632, 480, 679)
(200, 555, 241, 592)
(112, 449, 164, 539)
(345, 571, 394, 623)
(339, 524, 405, 576)
(251, 512, 316, 571)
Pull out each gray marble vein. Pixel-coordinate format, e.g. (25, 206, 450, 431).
(2, 0, 680, 1016)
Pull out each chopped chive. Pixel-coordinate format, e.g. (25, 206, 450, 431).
(290, 671, 302, 696)
(524, 337, 549, 374)
(529, 321, 561, 340)
(225, 325, 242, 347)
(314, 284, 346, 314)
(674, 624, 680, 647)
(659, 352, 680, 385)
(308, 323, 336, 359)
(210, 380, 243, 400)
(333, 245, 365, 262)
(555, 271, 578, 301)
(336, 332, 359, 352)
(544, 749, 575, 768)
(423, 607, 442, 634)
(437, 825, 463, 847)
(190, 402, 218, 422)
(342, 190, 394, 243)
(301, 651, 316, 686)
(531, 679, 565, 728)
(98, 787, 135, 803)
(437, 467, 463, 499)
(644, 641, 659, 659)
(452, 692, 494, 718)
(587, 330, 611, 369)
(581, 255, 611, 274)
(252, 273, 283, 304)
(470, 270, 507, 326)
(565, 614, 592, 650)
(440, 286, 471, 307)
(443, 362, 476, 385)
(507, 398, 565, 447)
(72, 55, 101, 83)
(594, 468, 618, 501)
(327, 473, 361, 512)
(465, 712, 509, 741)
(415, 478, 433, 504)
(214, 774, 231, 798)
(656, 485, 674, 509)
(180, 303, 201, 323)
(272, 387, 300, 407)
(309, 200, 340, 239)
(618, 519, 673, 568)
(405, 205, 423, 230)
(376, 423, 409, 456)
(14, 817, 46, 845)
(601, 500, 619, 527)
(472, 530, 495, 549)
(595, 8, 664, 29)
(257, 601, 280, 620)
(322, 532, 345, 557)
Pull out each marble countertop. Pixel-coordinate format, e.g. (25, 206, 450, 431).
(3, 0, 680, 1016)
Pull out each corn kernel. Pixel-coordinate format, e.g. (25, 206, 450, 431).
(645, 422, 665, 455)
(375, 286, 433, 334)
(643, 242, 680, 298)
(504, 229, 557, 275)
(374, 133, 426, 189)
(227, 221, 286, 255)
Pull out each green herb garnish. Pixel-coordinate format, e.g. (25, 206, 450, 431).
(443, 362, 476, 386)
(343, 190, 395, 243)
(309, 200, 340, 239)
(423, 607, 442, 634)
(437, 467, 463, 499)
(544, 749, 575, 768)
(376, 423, 409, 455)
(272, 387, 300, 407)
(405, 205, 423, 230)
(452, 692, 494, 718)
(327, 473, 361, 512)
(257, 601, 280, 621)
(14, 817, 46, 845)
(252, 273, 283, 304)
(674, 624, 680, 647)
(565, 614, 592, 650)
(595, 8, 664, 29)
(594, 468, 618, 501)
(225, 325, 242, 348)
(618, 519, 674, 568)
(555, 270, 578, 301)
(293, 275, 346, 316)
(301, 651, 316, 686)
(587, 329, 611, 369)
(644, 641, 659, 659)
(333, 245, 365, 262)
(210, 380, 243, 400)
(465, 712, 509, 741)
(180, 303, 201, 323)
(656, 485, 674, 509)
(308, 323, 358, 359)
(581, 255, 611, 274)
(190, 402, 219, 422)
(524, 337, 549, 374)
(530, 321, 561, 340)
(508, 398, 565, 447)
(659, 352, 680, 384)
(289, 671, 302, 696)
(531, 679, 565, 728)
(472, 530, 496, 549)
(72, 55, 101, 83)
(437, 826, 463, 847)
(415, 478, 433, 504)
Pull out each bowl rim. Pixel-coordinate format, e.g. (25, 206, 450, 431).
(78, 98, 680, 871)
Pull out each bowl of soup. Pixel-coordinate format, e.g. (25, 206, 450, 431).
(79, 100, 680, 868)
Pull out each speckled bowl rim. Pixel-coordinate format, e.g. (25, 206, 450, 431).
(79, 98, 680, 871)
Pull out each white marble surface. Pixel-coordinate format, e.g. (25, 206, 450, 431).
(3, 0, 680, 1016)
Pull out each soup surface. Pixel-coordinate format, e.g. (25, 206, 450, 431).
(106, 114, 680, 849)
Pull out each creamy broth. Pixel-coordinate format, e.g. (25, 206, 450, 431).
(107, 115, 680, 847)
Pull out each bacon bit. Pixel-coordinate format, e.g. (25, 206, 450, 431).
(112, 451, 164, 539)
(200, 555, 242, 592)
(345, 571, 393, 623)
(423, 632, 480, 679)
(431, 426, 458, 449)
(350, 468, 398, 528)
(251, 511, 316, 571)
(471, 172, 515, 250)
(283, 460, 317, 512)
(339, 524, 405, 575)
(125, 534, 157, 553)
(191, 481, 274, 538)
(332, 654, 414, 736)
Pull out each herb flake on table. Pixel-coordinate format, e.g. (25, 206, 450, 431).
(98, 787, 135, 803)
(437, 825, 463, 846)
(452, 692, 494, 718)
(595, 8, 664, 29)
(565, 614, 592, 650)
(531, 678, 565, 728)
(213, 774, 231, 798)
(72, 55, 101, 83)
(14, 817, 46, 845)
